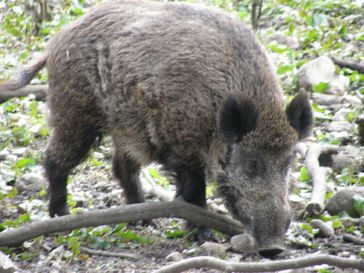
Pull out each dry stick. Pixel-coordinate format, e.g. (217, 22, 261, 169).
(0, 200, 245, 247)
(0, 84, 47, 102)
(331, 57, 364, 74)
(80, 246, 137, 259)
(153, 254, 364, 273)
(305, 143, 339, 216)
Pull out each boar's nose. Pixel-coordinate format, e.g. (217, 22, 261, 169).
(258, 245, 285, 258)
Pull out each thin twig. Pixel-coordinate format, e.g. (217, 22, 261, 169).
(80, 246, 137, 259)
(153, 254, 364, 273)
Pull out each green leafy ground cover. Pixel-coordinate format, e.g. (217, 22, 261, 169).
(0, 0, 363, 272)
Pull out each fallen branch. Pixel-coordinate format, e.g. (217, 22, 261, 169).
(0, 200, 245, 247)
(0, 84, 47, 102)
(153, 254, 364, 273)
(305, 143, 339, 216)
(80, 246, 137, 259)
(331, 58, 364, 74)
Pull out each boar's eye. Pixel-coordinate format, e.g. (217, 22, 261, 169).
(282, 155, 293, 174)
(247, 159, 259, 178)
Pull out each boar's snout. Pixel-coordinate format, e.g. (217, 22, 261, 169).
(251, 198, 291, 258)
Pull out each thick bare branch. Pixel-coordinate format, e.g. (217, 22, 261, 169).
(0, 84, 47, 102)
(153, 254, 364, 273)
(305, 143, 338, 216)
(0, 200, 245, 247)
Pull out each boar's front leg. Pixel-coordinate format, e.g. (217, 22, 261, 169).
(175, 167, 214, 242)
(175, 168, 206, 207)
(112, 148, 144, 204)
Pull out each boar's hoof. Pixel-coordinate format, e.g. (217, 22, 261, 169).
(127, 219, 159, 228)
(258, 245, 285, 258)
(49, 204, 70, 218)
(190, 226, 217, 243)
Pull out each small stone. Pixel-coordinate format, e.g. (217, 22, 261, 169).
(326, 187, 364, 217)
(332, 154, 356, 172)
(298, 56, 335, 89)
(93, 151, 105, 160)
(11, 147, 27, 157)
(266, 33, 299, 49)
(0, 250, 20, 273)
(328, 74, 350, 94)
(289, 194, 305, 211)
(356, 114, 364, 145)
(15, 172, 46, 195)
(200, 242, 227, 257)
(310, 219, 334, 237)
(342, 95, 362, 106)
(0, 150, 10, 161)
(328, 131, 350, 143)
(333, 108, 351, 121)
(279, 268, 309, 273)
(312, 93, 341, 106)
(359, 216, 364, 232)
(165, 251, 183, 262)
(230, 233, 256, 253)
(340, 217, 358, 228)
(297, 56, 349, 94)
(327, 121, 352, 132)
(342, 145, 361, 158)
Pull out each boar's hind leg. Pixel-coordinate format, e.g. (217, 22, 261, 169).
(45, 127, 99, 217)
(112, 149, 144, 204)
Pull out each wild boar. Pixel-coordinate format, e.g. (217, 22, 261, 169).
(0, 0, 313, 257)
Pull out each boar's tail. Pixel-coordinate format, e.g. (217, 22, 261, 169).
(0, 53, 48, 92)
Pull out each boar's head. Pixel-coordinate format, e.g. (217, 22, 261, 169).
(217, 91, 312, 257)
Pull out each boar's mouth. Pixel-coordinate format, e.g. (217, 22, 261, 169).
(256, 238, 285, 258)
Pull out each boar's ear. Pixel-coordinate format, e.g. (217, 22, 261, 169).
(219, 94, 258, 144)
(286, 90, 313, 139)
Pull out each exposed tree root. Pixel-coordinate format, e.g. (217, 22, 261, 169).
(0, 84, 47, 102)
(0, 200, 245, 247)
(304, 143, 338, 216)
(153, 254, 364, 273)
